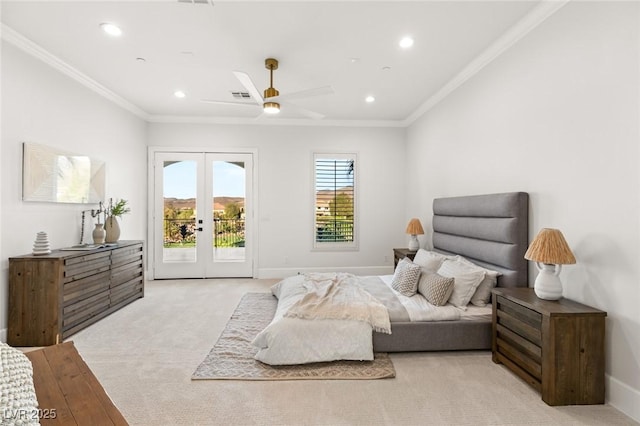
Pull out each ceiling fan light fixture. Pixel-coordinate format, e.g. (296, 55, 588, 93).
(264, 102, 280, 114)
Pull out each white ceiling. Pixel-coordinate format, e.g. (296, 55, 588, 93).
(1, 1, 545, 126)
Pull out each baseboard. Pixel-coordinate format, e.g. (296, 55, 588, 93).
(0, 328, 7, 343)
(258, 266, 394, 279)
(607, 373, 640, 422)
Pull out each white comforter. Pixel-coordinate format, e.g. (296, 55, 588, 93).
(284, 272, 391, 333)
(252, 273, 382, 365)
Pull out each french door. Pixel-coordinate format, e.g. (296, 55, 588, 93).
(153, 152, 253, 278)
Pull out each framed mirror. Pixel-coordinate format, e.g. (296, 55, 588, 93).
(22, 142, 106, 204)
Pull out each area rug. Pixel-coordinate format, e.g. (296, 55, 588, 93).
(191, 292, 395, 381)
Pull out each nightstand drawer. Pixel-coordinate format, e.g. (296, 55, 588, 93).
(496, 324, 542, 381)
(496, 296, 542, 345)
(495, 295, 543, 383)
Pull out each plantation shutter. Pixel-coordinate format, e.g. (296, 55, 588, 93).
(314, 154, 356, 248)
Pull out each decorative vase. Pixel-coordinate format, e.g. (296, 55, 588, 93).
(92, 224, 106, 244)
(104, 216, 120, 243)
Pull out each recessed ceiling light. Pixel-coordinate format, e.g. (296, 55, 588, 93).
(174, 90, 186, 99)
(399, 36, 414, 49)
(100, 23, 122, 37)
(365, 96, 375, 103)
(350, 57, 360, 64)
(136, 57, 146, 63)
(382, 66, 391, 71)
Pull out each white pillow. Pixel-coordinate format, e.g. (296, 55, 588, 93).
(437, 259, 485, 308)
(412, 249, 448, 273)
(391, 257, 422, 297)
(454, 256, 501, 307)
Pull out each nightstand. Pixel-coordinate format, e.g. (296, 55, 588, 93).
(393, 248, 417, 269)
(492, 287, 606, 406)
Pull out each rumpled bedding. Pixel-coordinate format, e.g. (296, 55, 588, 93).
(252, 273, 460, 365)
(283, 272, 391, 334)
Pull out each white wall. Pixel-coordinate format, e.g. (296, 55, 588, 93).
(148, 123, 406, 278)
(406, 2, 639, 420)
(0, 42, 148, 338)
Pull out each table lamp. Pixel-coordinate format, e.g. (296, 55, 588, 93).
(405, 218, 424, 251)
(524, 228, 576, 300)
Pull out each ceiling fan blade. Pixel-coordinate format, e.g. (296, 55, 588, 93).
(270, 85, 334, 102)
(233, 71, 265, 104)
(200, 99, 260, 107)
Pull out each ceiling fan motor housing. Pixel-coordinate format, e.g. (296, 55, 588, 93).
(263, 87, 279, 99)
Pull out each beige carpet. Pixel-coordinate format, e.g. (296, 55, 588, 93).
(68, 279, 638, 426)
(192, 292, 395, 380)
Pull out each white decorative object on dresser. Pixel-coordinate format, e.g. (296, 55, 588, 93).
(524, 228, 576, 300)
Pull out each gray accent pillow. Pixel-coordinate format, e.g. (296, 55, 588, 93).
(418, 272, 455, 306)
(391, 257, 421, 297)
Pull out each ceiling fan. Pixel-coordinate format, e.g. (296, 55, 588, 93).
(202, 58, 333, 119)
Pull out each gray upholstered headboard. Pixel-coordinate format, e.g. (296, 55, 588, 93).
(432, 192, 529, 288)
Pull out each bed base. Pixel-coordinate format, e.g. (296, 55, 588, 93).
(373, 320, 491, 352)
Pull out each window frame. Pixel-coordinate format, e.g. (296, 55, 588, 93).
(312, 152, 358, 251)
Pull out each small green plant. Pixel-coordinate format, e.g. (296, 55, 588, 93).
(107, 198, 130, 218)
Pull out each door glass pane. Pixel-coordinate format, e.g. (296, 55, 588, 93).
(212, 161, 245, 262)
(163, 160, 197, 263)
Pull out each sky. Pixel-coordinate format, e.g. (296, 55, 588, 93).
(163, 160, 245, 199)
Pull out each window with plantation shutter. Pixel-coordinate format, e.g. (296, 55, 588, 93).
(314, 153, 357, 249)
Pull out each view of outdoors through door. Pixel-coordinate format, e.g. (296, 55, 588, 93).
(163, 159, 198, 264)
(211, 160, 246, 264)
(154, 152, 252, 278)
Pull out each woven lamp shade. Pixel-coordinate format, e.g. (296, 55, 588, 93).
(405, 218, 425, 235)
(524, 228, 576, 265)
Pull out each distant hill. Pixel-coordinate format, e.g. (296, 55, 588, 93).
(164, 188, 350, 212)
(316, 186, 353, 197)
(164, 197, 244, 211)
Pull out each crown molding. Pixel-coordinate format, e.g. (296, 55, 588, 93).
(1, 23, 151, 121)
(402, 0, 571, 127)
(148, 114, 405, 128)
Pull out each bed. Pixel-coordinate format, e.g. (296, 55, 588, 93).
(374, 191, 529, 352)
(253, 192, 529, 365)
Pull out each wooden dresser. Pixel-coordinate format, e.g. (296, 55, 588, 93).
(9, 241, 144, 346)
(491, 287, 606, 406)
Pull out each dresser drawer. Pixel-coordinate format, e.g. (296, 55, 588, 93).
(63, 290, 110, 332)
(63, 251, 111, 282)
(63, 270, 111, 306)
